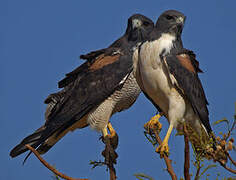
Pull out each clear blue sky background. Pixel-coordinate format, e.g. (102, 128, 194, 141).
(1, 0, 236, 179)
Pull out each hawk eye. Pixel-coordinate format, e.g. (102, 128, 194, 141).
(166, 15, 174, 20)
(143, 21, 150, 26)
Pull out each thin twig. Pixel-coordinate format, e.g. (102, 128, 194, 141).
(226, 152, 236, 167)
(183, 124, 190, 180)
(217, 159, 236, 174)
(194, 162, 201, 180)
(225, 118, 236, 141)
(153, 131, 177, 180)
(25, 144, 89, 180)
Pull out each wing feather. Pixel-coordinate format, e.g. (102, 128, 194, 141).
(164, 50, 212, 133)
(51, 51, 133, 135)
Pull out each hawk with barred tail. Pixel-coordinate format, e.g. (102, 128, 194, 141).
(135, 10, 215, 156)
(10, 14, 154, 159)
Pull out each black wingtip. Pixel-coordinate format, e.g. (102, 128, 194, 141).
(10, 128, 46, 158)
(10, 144, 24, 158)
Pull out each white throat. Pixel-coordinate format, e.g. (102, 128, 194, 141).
(156, 33, 176, 56)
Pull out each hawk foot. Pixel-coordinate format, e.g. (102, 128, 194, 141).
(102, 136, 118, 165)
(156, 141, 169, 158)
(144, 114, 162, 133)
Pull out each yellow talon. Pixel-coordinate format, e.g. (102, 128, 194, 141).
(156, 140, 169, 158)
(144, 114, 162, 133)
(156, 123, 174, 158)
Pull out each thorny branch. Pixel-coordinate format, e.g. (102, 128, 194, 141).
(25, 144, 89, 180)
(183, 124, 190, 180)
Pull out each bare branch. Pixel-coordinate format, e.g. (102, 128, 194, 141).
(108, 162, 116, 180)
(104, 122, 118, 180)
(153, 131, 177, 180)
(183, 124, 190, 180)
(224, 118, 236, 141)
(25, 144, 89, 180)
(217, 159, 236, 174)
(194, 162, 201, 180)
(226, 152, 236, 167)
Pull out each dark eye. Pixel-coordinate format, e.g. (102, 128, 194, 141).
(166, 15, 174, 20)
(143, 21, 150, 26)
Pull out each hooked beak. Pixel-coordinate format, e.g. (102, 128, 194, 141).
(176, 16, 186, 25)
(132, 19, 142, 29)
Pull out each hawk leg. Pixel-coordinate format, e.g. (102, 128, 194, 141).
(144, 113, 162, 133)
(102, 122, 118, 165)
(156, 123, 174, 158)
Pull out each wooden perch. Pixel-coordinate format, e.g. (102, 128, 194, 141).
(25, 144, 89, 180)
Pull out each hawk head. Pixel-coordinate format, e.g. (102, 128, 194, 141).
(125, 14, 154, 43)
(156, 10, 186, 36)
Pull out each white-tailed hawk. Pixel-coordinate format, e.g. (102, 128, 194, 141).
(10, 14, 154, 161)
(135, 10, 215, 156)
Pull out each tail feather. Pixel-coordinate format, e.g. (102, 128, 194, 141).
(10, 127, 48, 158)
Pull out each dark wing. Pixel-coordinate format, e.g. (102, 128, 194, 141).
(10, 49, 133, 157)
(59, 47, 125, 88)
(59, 35, 129, 88)
(164, 50, 212, 134)
(48, 50, 133, 133)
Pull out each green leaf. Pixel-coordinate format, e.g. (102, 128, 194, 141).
(134, 173, 154, 180)
(213, 118, 229, 126)
(200, 164, 217, 177)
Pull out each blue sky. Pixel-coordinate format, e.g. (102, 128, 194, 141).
(1, 0, 236, 179)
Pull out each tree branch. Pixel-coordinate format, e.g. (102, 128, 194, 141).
(108, 162, 116, 180)
(183, 124, 190, 180)
(25, 144, 89, 180)
(105, 122, 118, 180)
(153, 131, 177, 180)
(194, 162, 201, 180)
(217, 159, 236, 174)
(224, 118, 235, 141)
(226, 152, 236, 167)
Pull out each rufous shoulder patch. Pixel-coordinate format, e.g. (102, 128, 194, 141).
(89, 54, 120, 71)
(177, 54, 196, 73)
